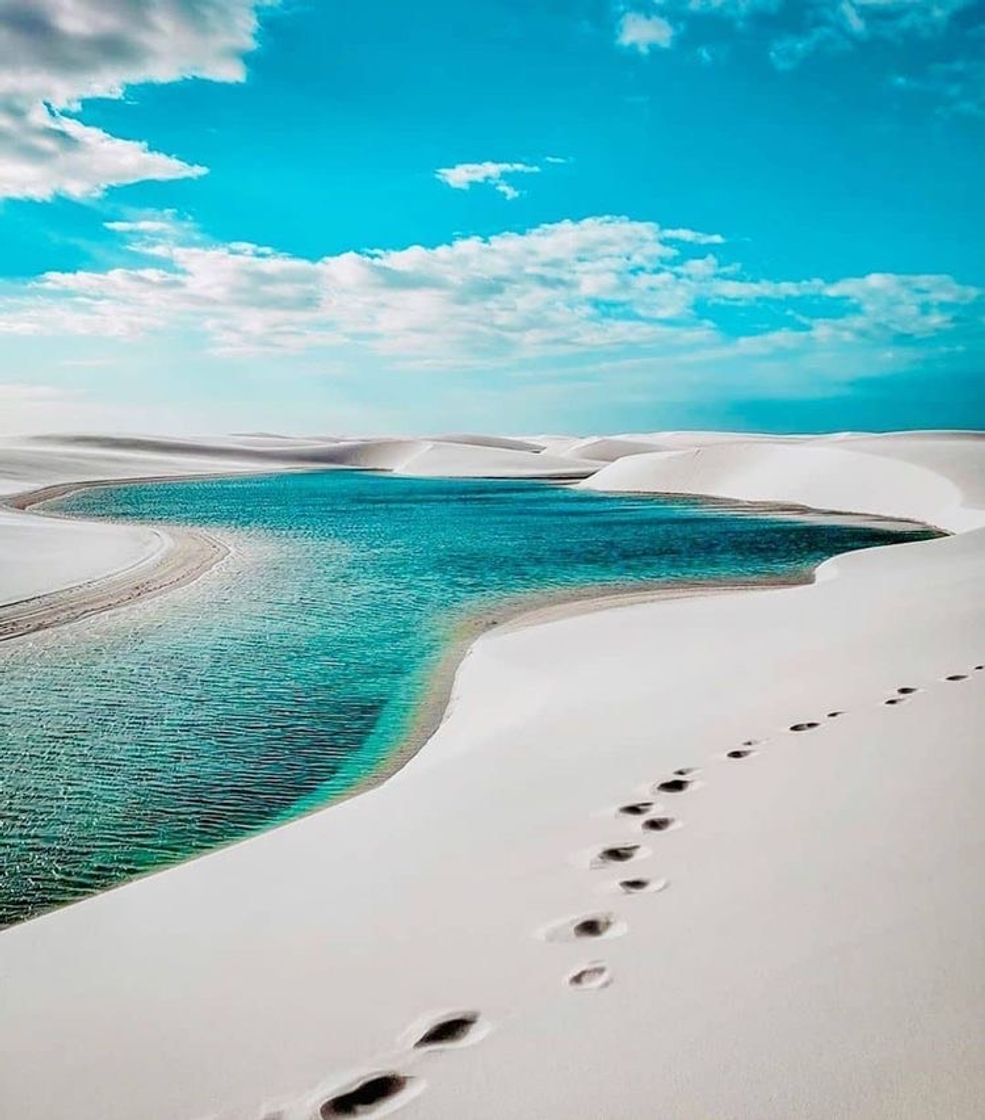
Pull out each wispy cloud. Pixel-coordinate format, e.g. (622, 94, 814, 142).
(891, 58, 985, 117)
(0, 0, 272, 200)
(0, 216, 976, 374)
(435, 160, 541, 200)
(617, 1, 978, 76)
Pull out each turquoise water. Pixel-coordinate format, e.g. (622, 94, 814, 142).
(0, 471, 934, 926)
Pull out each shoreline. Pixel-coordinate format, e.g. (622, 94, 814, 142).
(340, 569, 817, 810)
(0, 470, 307, 643)
(0, 467, 935, 809)
(1, 432, 982, 1120)
(0, 466, 917, 923)
(0, 468, 936, 650)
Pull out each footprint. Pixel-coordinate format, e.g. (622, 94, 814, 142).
(897, 687, 919, 695)
(741, 739, 760, 747)
(617, 801, 654, 817)
(673, 767, 698, 777)
(944, 674, 968, 682)
(567, 962, 611, 990)
(320, 1074, 413, 1117)
(572, 915, 618, 939)
(884, 698, 904, 706)
(725, 748, 754, 759)
(826, 711, 844, 719)
(543, 912, 627, 943)
(617, 876, 667, 894)
(594, 844, 644, 865)
(655, 778, 692, 793)
(974, 665, 983, 672)
(641, 816, 676, 832)
(789, 722, 820, 732)
(413, 1013, 480, 1049)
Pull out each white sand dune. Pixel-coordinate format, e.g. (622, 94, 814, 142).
(556, 435, 665, 462)
(580, 433, 984, 531)
(0, 505, 163, 605)
(0, 430, 983, 1119)
(431, 433, 549, 453)
(394, 440, 602, 478)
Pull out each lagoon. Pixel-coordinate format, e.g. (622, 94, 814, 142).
(0, 470, 933, 925)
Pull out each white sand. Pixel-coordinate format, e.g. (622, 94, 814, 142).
(0, 430, 983, 1120)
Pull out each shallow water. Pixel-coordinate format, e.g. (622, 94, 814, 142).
(0, 470, 934, 926)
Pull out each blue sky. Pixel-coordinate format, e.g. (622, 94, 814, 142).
(0, 0, 982, 435)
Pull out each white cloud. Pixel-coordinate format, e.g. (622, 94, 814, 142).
(662, 227, 726, 244)
(0, 0, 270, 200)
(0, 101, 204, 200)
(617, 12, 676, 54)
(0, 216, 976, 370)
(435, 161, 541, 200)
(104, 219, 181, 233)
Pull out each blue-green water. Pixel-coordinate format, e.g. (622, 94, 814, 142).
(0, 471, 934, 926)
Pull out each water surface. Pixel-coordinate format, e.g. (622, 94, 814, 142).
(0, 470, 934, 925)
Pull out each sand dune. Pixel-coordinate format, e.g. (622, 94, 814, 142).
(555, 435, 664, 462)
(431, 433, 549, 453)
(0, 430, 983, 1119)
(395, 440, 601, 478)
(580, 434, 981, 531)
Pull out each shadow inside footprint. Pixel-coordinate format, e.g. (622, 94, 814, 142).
(573, 915, 614, 938)
(414, 1013, 479, 1049)
(618, 877, 668, 894)
(619, 878, 650, 892)
(826, 711, 843, 719)
(897, 686, 918, 694)
(544, 911, 625, 944)
(597, 844, 640, 863)
(789, 722, 820, 732)
(726, 749, 753, 759)
(673, 767, 697, 777)
(320, 1074, 410, 1117)
(567, 963, 611, 990)
(945, 674, 968, 682)
(642, 816, 675, 832)
(617, 801, 653, 817)
(656, 778, 691, 793)
(884, 698, 903, 706)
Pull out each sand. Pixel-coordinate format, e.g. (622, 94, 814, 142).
(0, 430, 982, 1120)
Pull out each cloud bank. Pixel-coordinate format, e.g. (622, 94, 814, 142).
(0, 216, 976, 375)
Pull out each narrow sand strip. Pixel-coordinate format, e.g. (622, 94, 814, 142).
(0, 480, 229, 643)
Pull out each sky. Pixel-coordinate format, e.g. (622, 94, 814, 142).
(0, 0, 983, 437)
